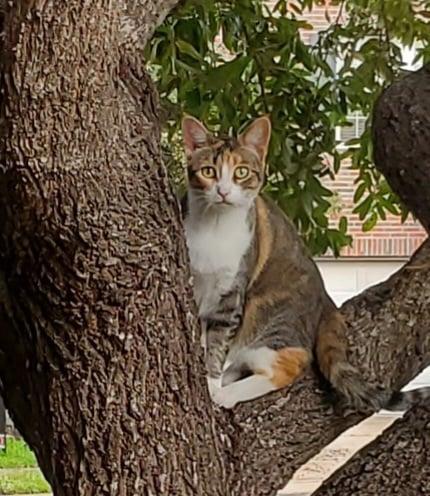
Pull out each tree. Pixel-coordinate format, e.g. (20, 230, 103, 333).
(0, 1, 429, 496)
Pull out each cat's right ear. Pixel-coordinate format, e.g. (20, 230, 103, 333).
(181, 116, 210, 157)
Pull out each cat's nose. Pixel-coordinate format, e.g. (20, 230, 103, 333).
(216, 186, 229, 199)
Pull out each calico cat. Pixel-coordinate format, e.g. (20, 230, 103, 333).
(181, 114, 430, 410)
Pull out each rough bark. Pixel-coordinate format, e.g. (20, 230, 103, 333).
(313, 403, 430, 495)
(0, 1, 227, 495)
(0, 2, 430, 496)
(373, 64, 430, 232)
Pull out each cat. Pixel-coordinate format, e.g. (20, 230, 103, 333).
(181, 114, 430, 411)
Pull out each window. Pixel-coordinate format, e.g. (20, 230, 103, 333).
(335, 112, 367, 144)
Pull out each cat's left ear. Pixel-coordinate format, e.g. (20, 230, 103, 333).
(238, 116, 271, 163)
(181, 115, 211, 157)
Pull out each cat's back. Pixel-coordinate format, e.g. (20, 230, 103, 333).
(254, 194, 309, 266)
(252, 194, 329, 305)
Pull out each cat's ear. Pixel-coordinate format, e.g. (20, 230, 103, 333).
(181, 116, 211, 156)
(238, 116, 271, 162)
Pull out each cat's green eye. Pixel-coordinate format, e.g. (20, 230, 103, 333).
(200, 166, 216, 179)
(234, 166, 250, 180)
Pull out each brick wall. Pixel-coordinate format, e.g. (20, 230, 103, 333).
(322, 162, 426, 257)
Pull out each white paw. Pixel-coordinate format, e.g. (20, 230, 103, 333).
(211, 387, 238, 409)
(207, 376, 221, 397)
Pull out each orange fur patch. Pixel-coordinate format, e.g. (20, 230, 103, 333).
(270, 347, 310, 388)
(248, 197, 272, 288)
(316, 311, 347, 380)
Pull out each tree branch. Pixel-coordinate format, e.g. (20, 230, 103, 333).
(313, 402, 430, 495)
(121, 0, 181, 49)
(373, 64, 430, 231)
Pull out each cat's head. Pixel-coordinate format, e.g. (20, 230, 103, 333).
(181, 115, 271, 209)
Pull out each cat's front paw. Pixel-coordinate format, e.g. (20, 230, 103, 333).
(211, 387, 237, 409)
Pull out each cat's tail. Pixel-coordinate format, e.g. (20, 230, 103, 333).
(316, 310, 430, 411)
(316, 310, 385, 410)
(383, 387, 430, 410)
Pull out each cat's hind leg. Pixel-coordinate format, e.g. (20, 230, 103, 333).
(212, 346, 310, 409)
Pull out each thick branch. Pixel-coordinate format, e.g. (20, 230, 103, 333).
(120, 0, 182, 50)
(373, 64, 430, 231)
(0, 1, 228, 494)
(313, 403, 430, 495)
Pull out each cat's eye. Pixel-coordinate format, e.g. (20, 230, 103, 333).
(234, 166, 250, 180)
(200, 166, 216, 179)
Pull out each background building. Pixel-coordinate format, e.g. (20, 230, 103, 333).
(293, 0, 427, 304)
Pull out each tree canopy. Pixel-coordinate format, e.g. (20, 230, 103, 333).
(147, 0, 430, 255)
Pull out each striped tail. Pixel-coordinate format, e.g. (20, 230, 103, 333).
(384, 387, 430, 411)
(316, 309, 386, 410)
(317, 309, 430, 412)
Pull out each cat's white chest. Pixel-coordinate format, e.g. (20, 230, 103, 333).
(185, 208, 252, 318)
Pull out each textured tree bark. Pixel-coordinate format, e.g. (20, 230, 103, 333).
(312, 403, 430, 495)
(0, 1, 228, 495)
(373, 64, 430, 231)
(0, 2, 430, 496)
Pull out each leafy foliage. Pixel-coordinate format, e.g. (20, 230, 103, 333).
(146, 0, 430, 255)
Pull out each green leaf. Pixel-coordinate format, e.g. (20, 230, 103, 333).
(362, 213, 378, 232)
(175, 40, 203, 60)
(353, 182, 367, 203)
(204, 56, 251, 90)
(339, 216, 348, 234)
(353, 195, 373, 220)
(379, 197, 399, 215)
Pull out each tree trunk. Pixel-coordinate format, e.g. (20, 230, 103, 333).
(312, 403, 430, 495)
(0, 1, 227, 494)
(0, 3, 429, 496)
